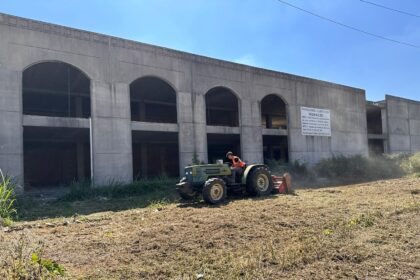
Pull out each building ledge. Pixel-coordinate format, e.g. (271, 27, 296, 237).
(131, 121, 178, 132)
(262, 128, 288, 136)
(206, 125, 240, 134)
(23, 115, 90, 128)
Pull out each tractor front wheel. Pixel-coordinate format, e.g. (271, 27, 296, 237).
(247, 167, 273, 196)
(202, 178, 227, 204)
(177, 177, 197, 200)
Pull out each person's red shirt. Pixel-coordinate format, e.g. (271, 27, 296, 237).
(231, 156, 246, 168)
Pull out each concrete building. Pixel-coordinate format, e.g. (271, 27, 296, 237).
(367, 95, 420, 155)
(0, 13, 418, 191)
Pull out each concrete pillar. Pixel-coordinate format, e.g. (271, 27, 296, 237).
(381, 108, 387, 134)
(240, 100, 263, 164)
(91, 81, 132, 185)
(0, 67, 24, 192)
(177, 91, 195, 173)
(192, 94, 208, 163)
(381, 107, 389, 153)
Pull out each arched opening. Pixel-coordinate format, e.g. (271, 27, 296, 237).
(130, 77, 179, 178)
(205, 87, 239, 127)
(130, 77, 177, 123)
(22, 62, 91, 189)
(261, 94, 287, 129)
(23, 62, 90, 118)
(205, 87, 240, 163)
(261, 94, 289, 163)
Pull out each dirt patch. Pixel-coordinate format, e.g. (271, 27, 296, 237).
(1, 177, 419, 279)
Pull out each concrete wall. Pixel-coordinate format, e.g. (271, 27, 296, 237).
(0, 13, 369, 188)
(386, 95, 420, 153)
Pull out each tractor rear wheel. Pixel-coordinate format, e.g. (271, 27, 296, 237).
(202, 178, 227, 204)
(247, 166, 273, 196)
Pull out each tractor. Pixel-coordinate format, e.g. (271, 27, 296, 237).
(176, 162, 274, 204)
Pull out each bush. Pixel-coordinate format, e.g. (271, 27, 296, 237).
(266, 159, 310, 176)
(0, 169, 17, 225)
(60, 177, 178, 202)
(315, 154, 403, 182)
(400, 152, 420, 174)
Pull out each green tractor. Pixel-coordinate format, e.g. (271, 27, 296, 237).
(176, 162, 273, 204)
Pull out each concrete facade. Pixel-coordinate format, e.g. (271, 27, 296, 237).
(385, 95, 420, 153)
(0, 12, 398, 190)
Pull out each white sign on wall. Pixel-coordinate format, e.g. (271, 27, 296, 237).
(300, 107, 331, 137)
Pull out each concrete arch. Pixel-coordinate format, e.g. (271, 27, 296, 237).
(260, 94, 288, 128)
(260, 93, 290, 163)
(129, 76, 178, 124)
(22, 59, 93, 81)
(128, 75, 179, 94)
(22, 61, 93, 188)
(205, 86, 240, 127)
(22, 61, 92, 118)
(260, 93, 289, 106)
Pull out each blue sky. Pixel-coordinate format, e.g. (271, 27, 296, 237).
(0, 0, 419, 101)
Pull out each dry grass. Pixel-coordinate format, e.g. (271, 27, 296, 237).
(1, 177, 419, 279)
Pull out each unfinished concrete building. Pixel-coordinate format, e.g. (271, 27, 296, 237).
(0, 13, 419, 191)
(367, 95, 420, 155)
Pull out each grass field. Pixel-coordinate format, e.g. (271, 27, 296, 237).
(1, 177, 419, 279)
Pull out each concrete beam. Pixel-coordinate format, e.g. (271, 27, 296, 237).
(262, 128, 288, 136)
(131, 121, 178, 132)
(206, 126, 240, 134)
(23, 115, 90, 128)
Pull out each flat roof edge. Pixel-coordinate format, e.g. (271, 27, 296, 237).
(0, 12, 364, 93)
(386, 94, 420, 104)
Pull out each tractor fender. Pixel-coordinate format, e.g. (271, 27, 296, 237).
(241, 164, 267, 185)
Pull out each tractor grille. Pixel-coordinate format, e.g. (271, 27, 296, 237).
(205, 168, 220, 175)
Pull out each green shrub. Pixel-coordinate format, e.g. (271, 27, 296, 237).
(60, 177, 178, 202)
(31, 252, 65, 277)
(0, 169, 17, 224)
(0, 235, 65, 279)
(315, 154, 403, 182)
(266, 159, 310, 176)
(400, 152, 420, 174)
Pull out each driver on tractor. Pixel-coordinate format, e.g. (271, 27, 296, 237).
(226, 151, 246, 183)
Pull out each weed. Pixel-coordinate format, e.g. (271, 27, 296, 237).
(0, 169, 17, 225)
(0, 234, 65, 279)
(147, 198, 170, 210)
(322, 229, 334, 236)
(60, 177, 177, 202)
(400, 152, 420, 173)
(347, 212, 379, 228)
(393, 202, 420, 215)
(31, 251, 66, 277)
